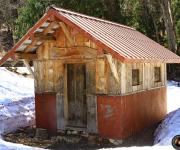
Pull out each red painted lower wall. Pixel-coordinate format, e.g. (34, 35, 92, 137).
(97, 87, 167, 139)
(35, 93, 57, 133)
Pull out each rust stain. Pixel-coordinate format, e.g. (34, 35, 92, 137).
(35, 92, 57, 133)
(97, 87, 167, 139)
(100, 104, 114, 119)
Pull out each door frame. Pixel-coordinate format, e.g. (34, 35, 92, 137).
(57, 60, 98, 133)
(64, 62, 87, 130)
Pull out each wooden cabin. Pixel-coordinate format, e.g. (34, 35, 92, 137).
(1, 6, 180, 139)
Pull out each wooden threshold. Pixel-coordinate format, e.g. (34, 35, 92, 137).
(65, 126, 87, 132)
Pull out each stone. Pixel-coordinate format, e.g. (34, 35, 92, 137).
(81, 131, 89, 137)
(109, 139, 123, 145)
(67, 130, 71, 135)
(71, 130, 78, 135)
(35, 128, 48, 140)
(88, 135, 97, 145)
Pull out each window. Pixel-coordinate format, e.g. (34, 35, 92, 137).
(154, 67, 161, 82)
(132, 69, 140, 86)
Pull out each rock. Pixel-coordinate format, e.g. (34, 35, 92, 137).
(57, 135, 81, 144)
(88, 135, 97, 145)
(51, 136, 58, 142)
(81, 132, 89, 137)
(35, 128, 48, 140)
(57, 130, 65, 135)
(67, 130, 71, 135)
(109, 139, 123, 145)
(56, 135, 64, 142)
(71, 130, 78, 135)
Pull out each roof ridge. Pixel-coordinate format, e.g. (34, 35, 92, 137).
(51, 6, 136, 31)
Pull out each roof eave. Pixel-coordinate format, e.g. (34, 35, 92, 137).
(1, 7, 180, 65)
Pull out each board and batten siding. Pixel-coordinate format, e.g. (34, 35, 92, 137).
(121, 62, 166, 95)
(96, 57, 166, 95)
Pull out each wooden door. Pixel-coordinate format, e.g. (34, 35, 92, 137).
(67, 64, 87, 128)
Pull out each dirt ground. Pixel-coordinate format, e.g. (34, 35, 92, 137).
(3, 124, 158, 150)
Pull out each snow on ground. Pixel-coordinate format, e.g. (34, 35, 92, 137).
(0, 68, 179, 150)
(99, 146, 174, 150)
(0, 68, 41, 149)
(0, 139, 43, 150)
(167, 81, 180, 112)
(0, 68, 34, 104)
(154, 81, 180, 146)
(0, 97, 35, 134)
(0, 68, 35, 134)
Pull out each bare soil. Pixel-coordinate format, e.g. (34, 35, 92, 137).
(3, 124, 158, 150)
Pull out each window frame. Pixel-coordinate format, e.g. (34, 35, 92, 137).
(132, 69, 140, 86)
(154, 67, 161, 82)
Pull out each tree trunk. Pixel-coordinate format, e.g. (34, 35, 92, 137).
(158, 0, 177, 53)
(103, 0, 121, 22)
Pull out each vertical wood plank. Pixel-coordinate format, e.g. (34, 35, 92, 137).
(121, 63, 126, 94)
(54, 60, 64, 92)
(150, 63, 155, 88)
(64, 64, 68, 124)
(87, 95, 98, 133)
(39, 60, 45, 92)
(96, 59, 107, 94)
(143, 63, 146, 89)
(164, 64, 167, 86)
(56, 92, 65, 130)
(86, 61, 96, 94)
(47, 60, 54, 92)
(86, 61, 98, 133)
(161, 63, 165, 86)
(147, 63, 151, 89)
(138, 63, 143, 91)
(33, 61, 38, 92)
(108, 59, 121, 95)
(126, 63, 132, 93)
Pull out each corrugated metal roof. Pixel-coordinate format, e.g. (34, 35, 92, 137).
(0, 6, 180, 65)
(53, 7, 180, 63)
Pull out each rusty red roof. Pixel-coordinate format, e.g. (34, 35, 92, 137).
(0, 6, 180, 65)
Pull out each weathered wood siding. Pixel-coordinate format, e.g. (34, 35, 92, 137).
(121, 62, 166, 95)
(95, 57, 166, 95)
(33, 60, 64, 93)
(33, 23, 99, 133)
(33, 21, 167, 135)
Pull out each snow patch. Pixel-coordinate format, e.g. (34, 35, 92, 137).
(167, 80, 180, 112)
(154, 108, 180, 145)
(0, 139, 43, 150)
(154, 81, 180, 145)
(0, 97, 35, 135)
(0, 68, 35, 135)
(0, 68, 38, 149)
(99, 146, 174, 150)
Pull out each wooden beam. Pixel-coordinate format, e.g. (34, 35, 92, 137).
(34, 31, 56, 39)
(50, 46, 97, 58)
(43, 21, 60, 34)
(26, 21, 59, 53)
(106, 54, 120, 83)
(59, 22, 74, 46)
(15, 53, 37, 60)
(24, 39, 39, 53)
(23, 60, 34, 78)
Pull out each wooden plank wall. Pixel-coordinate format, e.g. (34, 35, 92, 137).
(96, 57, 121, 95)
(33, 21, 167, 133)
(34, 22, 98, 93)
(34, 22, 99, 132)
(33, 60, 64, 93)
(95, 57, 166, 96)
(121, 62, 166, 95)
